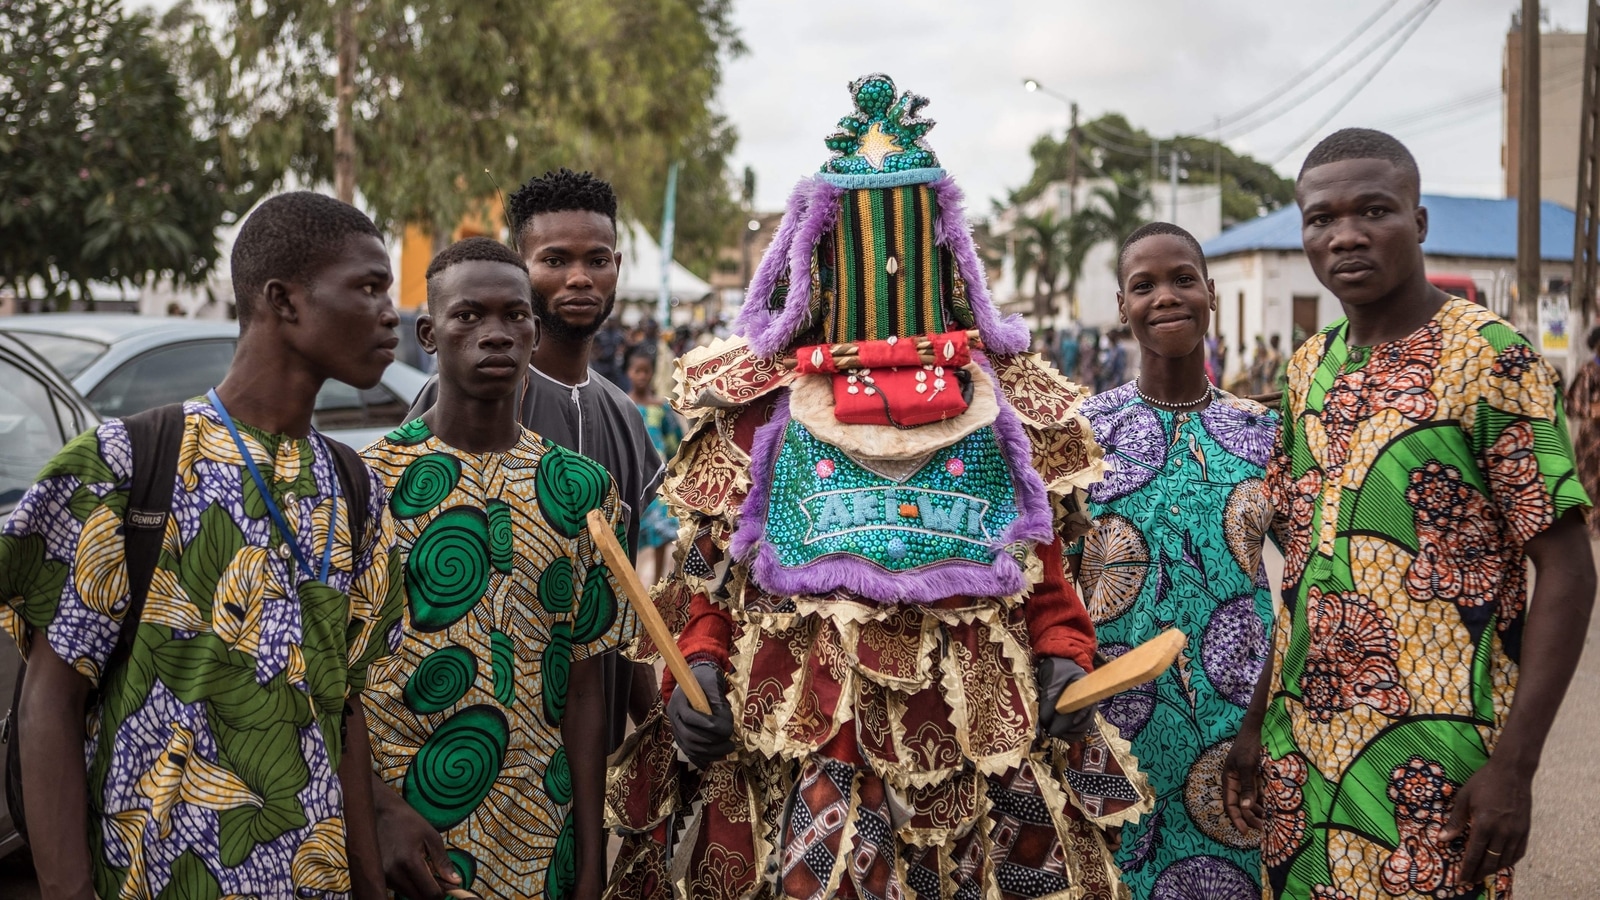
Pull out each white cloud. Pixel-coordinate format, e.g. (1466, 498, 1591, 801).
(724, 0, 1588, 212)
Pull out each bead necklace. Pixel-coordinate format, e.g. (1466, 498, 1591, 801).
(1135, 375, 1213, 409)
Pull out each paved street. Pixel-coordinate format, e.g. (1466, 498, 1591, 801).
(1, 552, 1598, 896)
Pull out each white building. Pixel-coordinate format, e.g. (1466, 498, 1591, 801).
(1201, 193, 1580, 382)
(991, 177, 1223, 330)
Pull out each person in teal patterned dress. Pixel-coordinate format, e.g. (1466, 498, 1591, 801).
(625, 346, 683, 580)
(1070, 223, 1279, 900)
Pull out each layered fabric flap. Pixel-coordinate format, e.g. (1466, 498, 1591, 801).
(673, 336, 796, 416)
(729, 601, 1040, 788)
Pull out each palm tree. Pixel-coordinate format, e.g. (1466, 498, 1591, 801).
(1085, 170, 1153, 278)
(1014, 208, 1102, 325)
(1058, 210, 1098, 322)
(1014, 209, 1069, 325)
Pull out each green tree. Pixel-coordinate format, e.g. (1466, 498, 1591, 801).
(1013, 210, 1066, 324)
(198, 0, 743, 276)
(0, 0, 242, 309)
(1013, 208, 1099, 323)
(1009, 113, 1293, 228)
(1085, 171, 1153, 277)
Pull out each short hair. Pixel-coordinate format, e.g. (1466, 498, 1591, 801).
(425, 237, 530, 310)
(231, 192, 381, 324)
(1298, 127, 1420, 201)
(1588, 324, 1600, 352)
(507, 168, 618, 247)
(624, 344, 657, 368)
(1116, 221, 1208, 284)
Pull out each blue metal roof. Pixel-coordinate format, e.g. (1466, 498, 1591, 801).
(1202, 194, 1578, 262)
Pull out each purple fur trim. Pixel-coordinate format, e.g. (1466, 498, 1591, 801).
(928, 176, 1030, 355)
(746, 541, 1029, 605)
(733, 180, 813, 341)
(742, 177, 846, 357)
(729, 393, 791, 561)
(729, 379, 1055, 605)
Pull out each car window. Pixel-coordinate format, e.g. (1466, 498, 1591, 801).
(0, 358, 69, 506)
(7, 332, 109, 379)
(87, 340, 236, 419)
(313, 382, 410, 431)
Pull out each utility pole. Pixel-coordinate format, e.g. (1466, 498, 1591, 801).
(334, 1, 357, 204)
(1067, 102, 1080, 217)
(1214, 116, 1224, 208)
(1572, 0, 1600, 370)
(1517, 0, 1542, 332)
(1169, 146, 1180, 222)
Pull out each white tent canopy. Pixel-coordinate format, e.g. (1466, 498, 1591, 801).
(614, 220, 712, 316)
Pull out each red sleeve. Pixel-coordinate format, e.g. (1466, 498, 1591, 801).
(660, 589, 734, 704)
(1025, 537, 1096, 672)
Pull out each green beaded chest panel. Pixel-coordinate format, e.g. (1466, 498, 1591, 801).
(762, 421, 1020, 573)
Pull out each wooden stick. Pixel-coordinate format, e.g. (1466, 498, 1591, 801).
(1056, 628, 1187, 714)
(585, 509, 711, 714)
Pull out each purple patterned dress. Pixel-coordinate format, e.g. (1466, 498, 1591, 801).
(0, 400, 404, 898)
(1071, 383, 1279, 900)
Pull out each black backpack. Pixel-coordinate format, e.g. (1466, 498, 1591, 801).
(1, 403, 371, 845)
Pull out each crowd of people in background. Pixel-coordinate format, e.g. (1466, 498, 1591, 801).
(1039, 321, 1289, 397)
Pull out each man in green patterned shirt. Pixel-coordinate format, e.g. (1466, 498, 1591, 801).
(1224, 129, 1596, 900)
(363, 238, 634, 900)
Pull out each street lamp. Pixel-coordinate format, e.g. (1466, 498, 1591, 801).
(1021, 77, 1071, 107)
(1020, 77, 1079, 215)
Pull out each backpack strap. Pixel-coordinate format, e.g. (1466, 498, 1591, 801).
(324, 438, 371, 558)
(103, 403, 187, 681)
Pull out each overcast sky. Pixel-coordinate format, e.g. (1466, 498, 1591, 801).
(723, 0, 1591, 213)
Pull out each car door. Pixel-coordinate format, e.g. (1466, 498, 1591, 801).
(84, 339, 237, 419)
(0, 336, 100, 859)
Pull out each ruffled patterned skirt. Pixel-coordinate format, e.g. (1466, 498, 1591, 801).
(606, 592, 1151, 900)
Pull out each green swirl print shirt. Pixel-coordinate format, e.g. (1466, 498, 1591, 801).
(361, 419, 635, 899)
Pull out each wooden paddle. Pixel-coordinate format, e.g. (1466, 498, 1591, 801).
(585, 509, 712, 714)
(1055, 628, 1187, 714)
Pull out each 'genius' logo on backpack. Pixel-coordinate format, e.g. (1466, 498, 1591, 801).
(127, 509, 167, 530)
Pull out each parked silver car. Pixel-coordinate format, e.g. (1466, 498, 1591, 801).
(0, 314, 429, 449)
(0, 331, 102, 858)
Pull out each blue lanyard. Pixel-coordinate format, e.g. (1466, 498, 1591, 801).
(206, 389, 336, 583)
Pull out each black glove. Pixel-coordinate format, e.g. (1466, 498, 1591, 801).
(1036, 656, 1096, 742)
(667, 661, 736, 768)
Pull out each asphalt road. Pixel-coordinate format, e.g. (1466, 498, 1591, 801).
(1, 551, 1597, 897)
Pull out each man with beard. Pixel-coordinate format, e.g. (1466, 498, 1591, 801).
(407, 169, 663, 753)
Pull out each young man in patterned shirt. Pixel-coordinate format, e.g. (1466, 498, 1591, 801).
(362, 238, 634, 900)
(0, 191, 406, 898)
(1224, 128, 1597, 899)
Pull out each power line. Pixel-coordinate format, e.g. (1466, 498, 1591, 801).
(1218, 0, 1438, 141)
(1080, 121, 1159, 157)
(1369, 66, 1584, 135)
(1194, 0, 1403, 133)
(1268, 0, 1442, 165)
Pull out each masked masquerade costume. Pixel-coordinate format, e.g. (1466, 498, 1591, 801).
(606, 74, 1151, 900)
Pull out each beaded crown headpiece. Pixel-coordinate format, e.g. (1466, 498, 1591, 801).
(734, 74, 1027, 357)
(821, 74, 942, 183)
